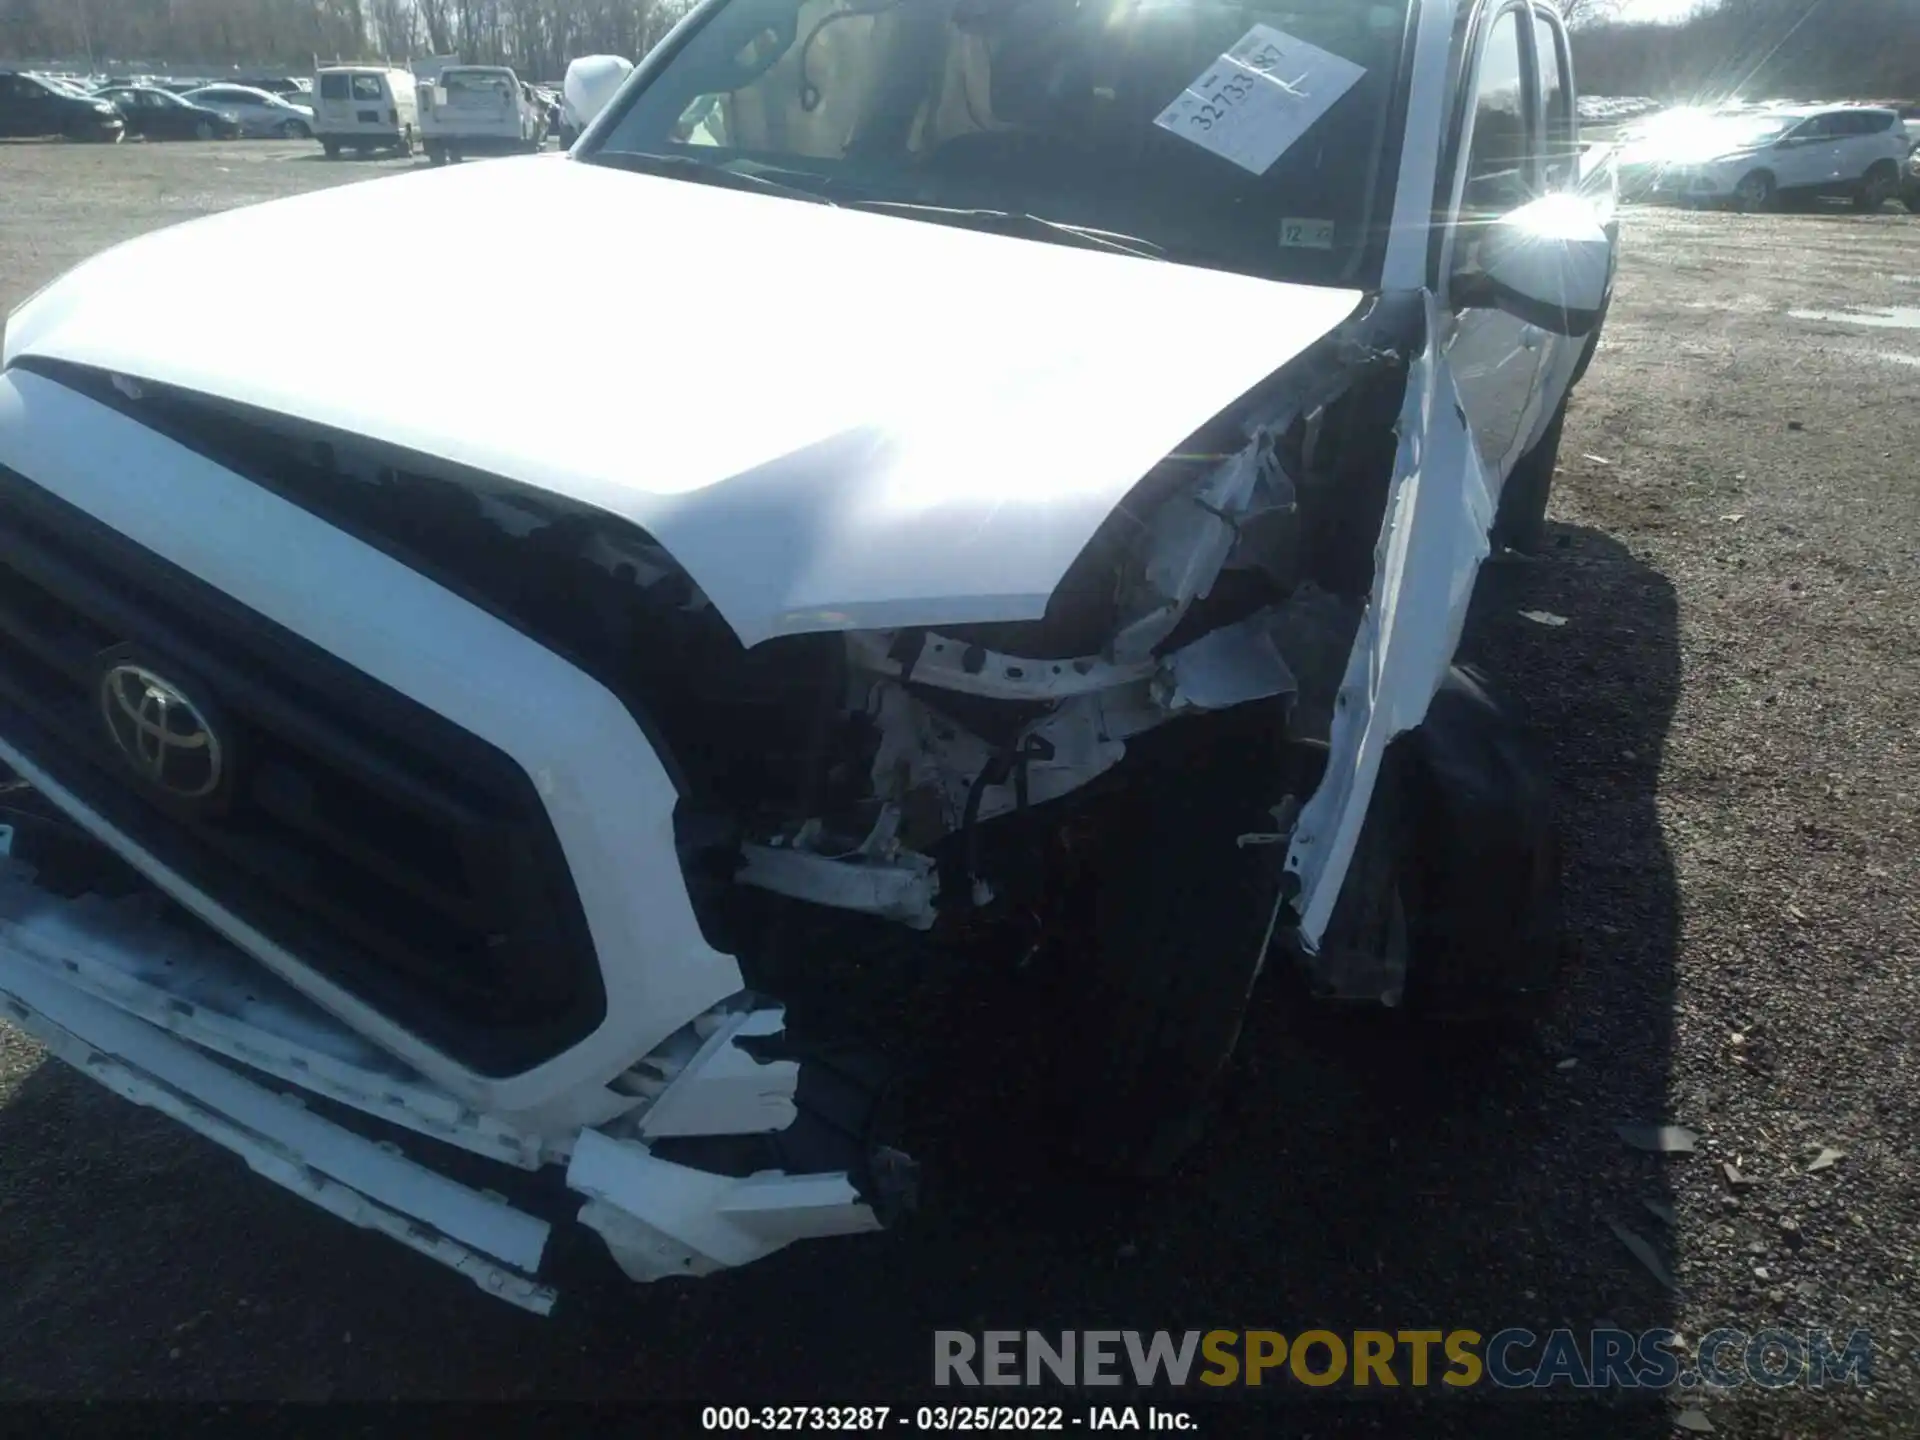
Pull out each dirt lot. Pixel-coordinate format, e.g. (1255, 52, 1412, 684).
(0, 139, 1917, 1433)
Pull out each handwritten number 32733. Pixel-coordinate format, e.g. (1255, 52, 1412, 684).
(1191, 75, 1255, 129)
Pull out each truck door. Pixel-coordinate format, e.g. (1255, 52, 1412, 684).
(1437, 3, 1551, 493)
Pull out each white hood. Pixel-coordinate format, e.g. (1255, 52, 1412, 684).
(4, 156, 1363, 648)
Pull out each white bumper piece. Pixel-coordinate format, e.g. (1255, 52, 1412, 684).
(0, 853, 885, 1313)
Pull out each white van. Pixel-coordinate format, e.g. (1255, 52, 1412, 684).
(312, 65, 418, 158)
(419, 65, 545, 164)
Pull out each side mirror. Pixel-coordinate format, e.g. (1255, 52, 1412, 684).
(564, 54, 635, 134)
(1453, 193, 1611, 338)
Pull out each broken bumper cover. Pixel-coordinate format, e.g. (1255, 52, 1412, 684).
(0, 856, 900, 1314)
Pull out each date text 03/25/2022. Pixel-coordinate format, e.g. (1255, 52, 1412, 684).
(701, 1406, 1197, 1431)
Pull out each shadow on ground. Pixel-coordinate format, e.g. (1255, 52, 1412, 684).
(0, 525, 1683, 1429)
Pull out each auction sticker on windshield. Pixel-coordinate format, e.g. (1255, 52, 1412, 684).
(1154, 25, 1367, 176)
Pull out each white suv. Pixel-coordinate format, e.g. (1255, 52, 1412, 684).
(1621, 103, 1912, 211)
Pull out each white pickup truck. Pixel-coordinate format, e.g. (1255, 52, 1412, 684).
(418, 63, 545, 164)
(0, 0, 1617, 1313)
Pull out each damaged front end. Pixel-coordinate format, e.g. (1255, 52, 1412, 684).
(702, 290, 1487, 1018)
(0, 824, 911, 1312)
(0, 282, 1494, 1308)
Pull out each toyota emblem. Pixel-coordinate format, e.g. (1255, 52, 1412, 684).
(99, 663, 224, 800)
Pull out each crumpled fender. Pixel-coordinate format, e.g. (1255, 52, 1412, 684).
(1285, 290, 1495, 948)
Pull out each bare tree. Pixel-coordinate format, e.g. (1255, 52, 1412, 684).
(1558, 0, 1621, 26)
(1573, 0, 1918, 102)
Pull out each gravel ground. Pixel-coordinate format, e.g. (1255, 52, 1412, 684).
(0, 140, 1917, 1435)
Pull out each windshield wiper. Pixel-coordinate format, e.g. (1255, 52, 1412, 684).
(836, 201, 1166, 260)
(581, 149, 835, 206)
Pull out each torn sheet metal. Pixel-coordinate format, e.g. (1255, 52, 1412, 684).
(628, 1007, 801, 1139)
(1284, 289, 1495, 948)
(567, 1128, 882, 1283)
(0, 865, 553, 1167)
(845, 630, 1155, 703)
(865, 678, 1162, 838)
(0, 942, 557, 1311)
(737, 841, 940, 929)
(1112, 434, 1288, 663)
(849, 598, 1299, 869)
(1155, 613, 1297, 714)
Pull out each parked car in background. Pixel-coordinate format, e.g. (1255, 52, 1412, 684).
(1617, 103, 1911, 211)
(180, 83, 313, 139)
(420, 65, 546, 164)
(312, 65, 418, 157)
(94, 84, 243, 141)
(1905, 145, 1920, 212)
(34, 74, 96, 98)
(239, 76, 312, 103)
(1865, 99, 1920, 149)
(0, 70, 124, 141)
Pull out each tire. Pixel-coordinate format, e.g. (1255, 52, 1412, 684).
(1732, 169, 1776, 212)
(1854, 161, 1899, 212)
(1043, 711, 1293, 1178)
(392, 127, 413, 157)
(322, 140, 340, 159)
(1490, 390, 1569, 555)
(279, 119, 310, 140)
(1323, 665, 1562, 1030)
(194, 120, 213, 141)
(426, 143, 445, 167)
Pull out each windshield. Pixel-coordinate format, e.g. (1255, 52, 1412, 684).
(586, 0, 1414, 286)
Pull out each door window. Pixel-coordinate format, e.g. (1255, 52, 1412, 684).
(1533, 11, 1575, 190)
(320, 74, 350, 101)
(1460, 9, 1531, 215)
(351, 75, 384, 101)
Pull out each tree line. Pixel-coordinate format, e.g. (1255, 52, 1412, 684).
(1571, 0, 1919, 103)
(0, 0, 689, 83)
(2, 0, 1914, 99)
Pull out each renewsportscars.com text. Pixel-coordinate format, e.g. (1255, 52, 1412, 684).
(933, 1328, 1874, 1390)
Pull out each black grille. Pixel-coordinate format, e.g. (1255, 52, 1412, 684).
(0, 465, 606, 1077)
